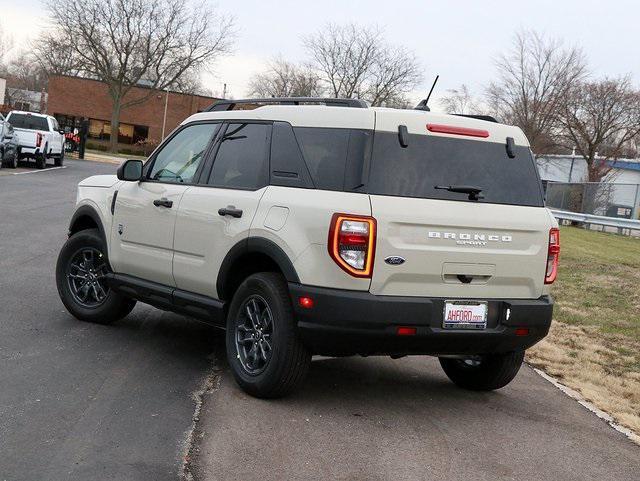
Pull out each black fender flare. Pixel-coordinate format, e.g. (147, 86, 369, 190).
(68, 205, 107, 245)
(216, 237, 300, 300)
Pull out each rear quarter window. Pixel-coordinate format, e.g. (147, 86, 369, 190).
(291, 127, 372, 191)
(367, 132, 544, 207)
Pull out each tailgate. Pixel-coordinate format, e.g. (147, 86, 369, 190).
(13, 128, 39, 148)
(369, 196, 552, 299)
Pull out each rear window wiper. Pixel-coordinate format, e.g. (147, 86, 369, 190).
(435, 185, 484, 201)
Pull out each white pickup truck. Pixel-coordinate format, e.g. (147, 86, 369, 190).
(5, 111, 65, 169)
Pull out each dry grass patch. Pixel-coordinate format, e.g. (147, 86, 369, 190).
(528, 226, 640, 436)
(528, 322, 640, 433)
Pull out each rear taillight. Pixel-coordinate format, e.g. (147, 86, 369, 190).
(328, 213, 376, 278)
(36, 133, 43, 147)
(545, 228, 560, 284)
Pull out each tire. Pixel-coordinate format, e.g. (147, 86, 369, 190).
(0, 148, 4, 168)
(226, 272, 311, 398)
(7, 149, 17, 168)
(439, 351, 525, 391)
(35, 151, 46, 169)
(54, 148, 64, 166)
(56, 228, 136, 324)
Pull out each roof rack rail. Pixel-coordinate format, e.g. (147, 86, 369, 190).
(205, 97, 368, 112)
(453, 114, 499, 123)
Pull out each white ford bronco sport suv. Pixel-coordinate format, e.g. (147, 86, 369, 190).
(56, 97, 558, 398)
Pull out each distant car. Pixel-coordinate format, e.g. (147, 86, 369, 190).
(0, 113, 19, 169)
(5, 111, 65, 169)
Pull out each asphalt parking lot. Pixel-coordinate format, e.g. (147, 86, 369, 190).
(1, 160, 638, 481)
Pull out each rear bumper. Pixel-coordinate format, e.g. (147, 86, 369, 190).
(289, 283, 553, 356)
(18, 146, 39, 158)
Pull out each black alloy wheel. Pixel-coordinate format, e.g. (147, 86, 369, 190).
(235, 295, 274, 375)
(66, 247, 110, 308)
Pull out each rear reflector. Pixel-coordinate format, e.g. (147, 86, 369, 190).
(298, 296, 314, 309)
(396, 326, 417, 336)
(328, 213, 376, 278)
(515, 328, 529, 336)
(545, 227, 560, 284)
(427, 123, 490, 138)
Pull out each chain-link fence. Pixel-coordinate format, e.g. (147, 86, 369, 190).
(544, 182, 640, 220)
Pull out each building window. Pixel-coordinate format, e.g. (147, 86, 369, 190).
(88, 118, 149, 144)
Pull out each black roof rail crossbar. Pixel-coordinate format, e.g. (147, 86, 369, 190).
(453, 114, 499, 123)
(205, 97, 368, 111)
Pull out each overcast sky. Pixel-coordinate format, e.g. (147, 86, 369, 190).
(2, 0, 639, 111)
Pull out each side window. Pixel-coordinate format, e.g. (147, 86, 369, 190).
(292, 127, 371, 191)
(149, 123, 218, 184)
(269, 122, 314, 188)
(208, 123, 270, 190)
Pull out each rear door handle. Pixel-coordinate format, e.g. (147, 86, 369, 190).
(153, 198, 173, 208)
(218, 206, 243, 218)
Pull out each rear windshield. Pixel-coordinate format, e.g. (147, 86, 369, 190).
(7, 113, 50, 131)
(367, 132, 544, 207)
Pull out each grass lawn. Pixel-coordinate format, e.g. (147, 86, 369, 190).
(527, 226, 640, 435)
(552, 226, 640, 339)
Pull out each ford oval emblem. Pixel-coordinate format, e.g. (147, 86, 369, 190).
(384, 256, 405, 266)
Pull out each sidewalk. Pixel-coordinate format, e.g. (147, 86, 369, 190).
(69, 150, 144, 165)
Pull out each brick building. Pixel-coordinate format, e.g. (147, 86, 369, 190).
(46, 75, 218, 151)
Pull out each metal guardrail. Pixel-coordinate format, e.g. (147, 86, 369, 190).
(550, 209, 640, 231)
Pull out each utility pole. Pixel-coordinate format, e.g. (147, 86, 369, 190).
(568, 147, 576, 182)
(222, 83, 227, 99)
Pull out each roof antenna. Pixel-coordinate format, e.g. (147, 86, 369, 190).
(415, 75, 439, 111)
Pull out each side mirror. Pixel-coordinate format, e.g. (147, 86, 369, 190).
(117, 159, 143, 181)
(58, 129, 65, 135)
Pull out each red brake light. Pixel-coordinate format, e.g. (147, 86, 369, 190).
(545, 228, 560, 284)
(396, 326, 417, 336)
(426, 124, 489, 138)
(36, 133, 43, 147)
(328, 213, 376, 278)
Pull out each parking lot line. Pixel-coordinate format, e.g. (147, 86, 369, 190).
(13, 166, 68, 175)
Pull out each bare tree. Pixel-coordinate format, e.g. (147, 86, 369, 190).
(440, 84, 480, 114)
(247, 58, 322, 98)
(363, 44, 421, 106)
(558, 76, 640, 182)
(486, 30, 587, 155)
(304, 24, 421, 106)
(40, 0, 234, 151)
(31, 31, 84, 78)
(171, 69, 214, 97)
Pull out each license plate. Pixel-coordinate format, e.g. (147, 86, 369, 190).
(443, 301, 488, 329)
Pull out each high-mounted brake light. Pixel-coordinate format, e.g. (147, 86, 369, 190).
(328, 213, 376, 278)
(426, 124, 490, 138)
(545, 228, 560, 284)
